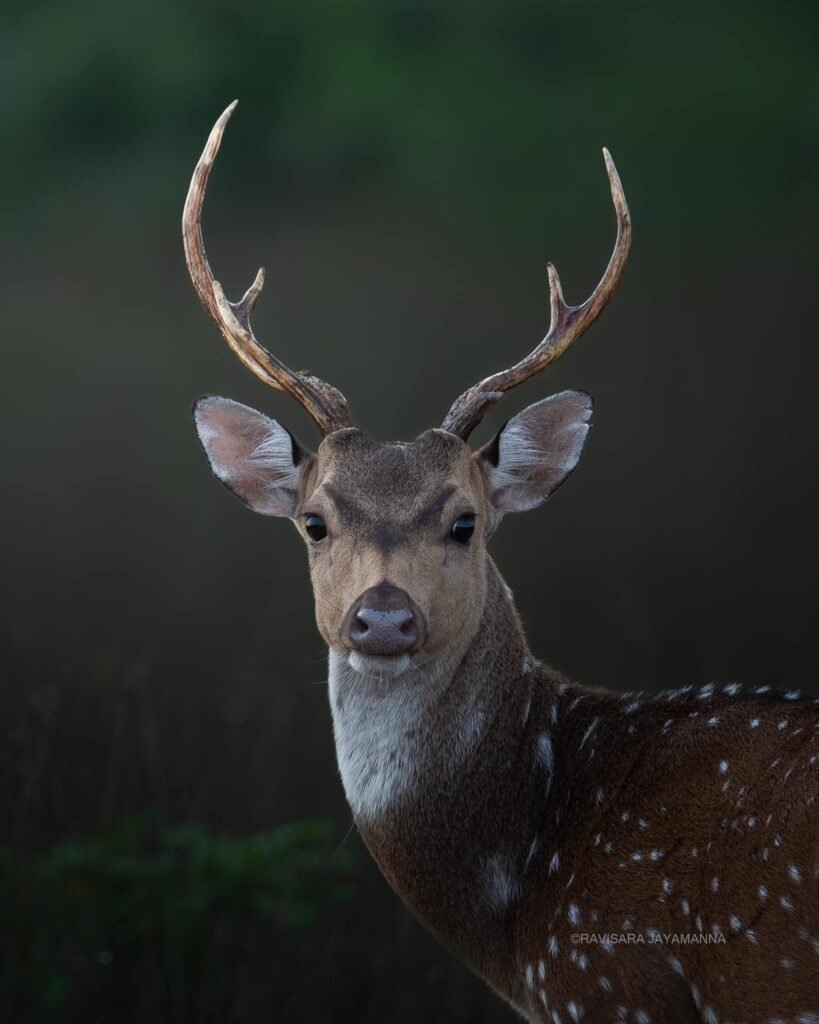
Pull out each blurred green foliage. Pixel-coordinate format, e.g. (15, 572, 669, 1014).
(4, 0, 818, 235)
(0, 815, 354, 1021)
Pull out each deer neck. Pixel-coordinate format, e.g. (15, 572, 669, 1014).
(327, 558, 563, 992)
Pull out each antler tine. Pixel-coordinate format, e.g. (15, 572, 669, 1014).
(441, 148, 631, 440)
(183, 102, 353, 436)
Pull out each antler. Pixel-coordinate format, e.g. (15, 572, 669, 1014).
(441, 149, 631, 440)
(183, 101, 353, 436)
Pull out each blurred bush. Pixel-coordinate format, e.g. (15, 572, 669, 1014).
(0, 815, 355, 1022)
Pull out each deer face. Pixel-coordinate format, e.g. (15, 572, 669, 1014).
(194, 390, 592, 678)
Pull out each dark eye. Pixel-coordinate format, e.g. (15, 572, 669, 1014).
(305, 514, 328, 542)
(451, 515, 475, 544)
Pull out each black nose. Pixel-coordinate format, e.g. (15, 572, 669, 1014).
(345, 584, 423, 656)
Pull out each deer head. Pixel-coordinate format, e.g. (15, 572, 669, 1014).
(186, 102, 631, 683)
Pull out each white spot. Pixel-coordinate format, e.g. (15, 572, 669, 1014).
(631, 852, 643, 862)
(536, 733, 555, 795)
(522, 656, 533, 674)
(708, 716, 720, 727)
(719, 759, 730, 774)
(663, 878, 673, 894)
(650, 849, 663, 861)
(525, 964, 534, 989)
(539, 959, 546, 981)
(549, 851, 560, 875)
(579, 717, 599, 750)
(681, 899, 690, 916)
(780, 896, 794, 911)
(758, 885, 768, 900)
(703, 1009, 718, 1024)
(567, 1001, 583, 1022)
(624, 701, 640, 714)
(698, 684, 715, 698)
(788, 864, 802, 884)
(596, 787, 605, 806)
(750, 718, 760, 728)
(729, 914, 742, 931)
(568, 902, 581, 925)
(484, 853, 520, 912)
(780, 958, 794, 969)
(549, 934, 559, 958)
(711, 876, 720, 892)
(599, 976, 613, 992)
(778, 719, 788, 731)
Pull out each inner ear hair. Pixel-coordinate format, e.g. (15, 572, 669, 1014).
(476, 390, 593, 515)
(193, 395, 314, 517)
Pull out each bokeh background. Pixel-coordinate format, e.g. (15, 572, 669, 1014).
(2, 2, 818, 1020)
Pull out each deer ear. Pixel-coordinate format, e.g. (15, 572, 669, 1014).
(193, 396, 314, 516)
(477, 390, 593, 514)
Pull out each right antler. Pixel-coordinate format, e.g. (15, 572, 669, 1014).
(183, 102, 353, 436)
(441, 149, 631, 440)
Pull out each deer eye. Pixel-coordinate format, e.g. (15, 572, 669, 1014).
(451, 515, 475, 544)
(305, 515, 328, 542)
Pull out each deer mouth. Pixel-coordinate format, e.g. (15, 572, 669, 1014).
(347, 651, 413, 680)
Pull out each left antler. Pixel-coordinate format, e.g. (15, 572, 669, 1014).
(183, 101, 354, 436)
(441, 149, 631, 440)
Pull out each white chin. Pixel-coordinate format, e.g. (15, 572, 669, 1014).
(348, 652, 412, 679)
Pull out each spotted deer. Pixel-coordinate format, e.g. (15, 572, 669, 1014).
(184, 103, 819, 1023)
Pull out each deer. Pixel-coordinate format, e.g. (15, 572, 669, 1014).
(184, 103, 819, 1024)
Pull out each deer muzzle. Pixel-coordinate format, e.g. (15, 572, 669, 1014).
(343, 583, 426, 658)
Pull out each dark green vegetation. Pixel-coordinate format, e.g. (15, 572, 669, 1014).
(2, 2, 818, 1021)
(0, 817, 354, 1021)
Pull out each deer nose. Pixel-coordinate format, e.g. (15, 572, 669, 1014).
(345, 584, 423, 656)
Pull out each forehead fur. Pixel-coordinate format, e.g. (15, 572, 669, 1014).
(315, 428, 476, 547)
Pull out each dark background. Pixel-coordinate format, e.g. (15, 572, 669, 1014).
(2, 2, 818, 1020)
